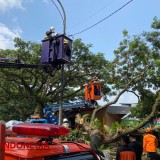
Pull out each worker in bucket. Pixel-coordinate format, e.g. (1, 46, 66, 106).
(45, 26, 57, 39)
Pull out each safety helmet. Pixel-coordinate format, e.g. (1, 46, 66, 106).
(146, 127, 151, 133)
(63, 118, 68, 123)
(50, 26, 54, 30)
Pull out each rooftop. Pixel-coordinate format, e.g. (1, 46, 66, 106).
(107, 105, 130, 115)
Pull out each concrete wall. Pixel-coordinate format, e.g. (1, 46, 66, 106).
(96, 107, 124, 127)
(80, 107, 124, 127)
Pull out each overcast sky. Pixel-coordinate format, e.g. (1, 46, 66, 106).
(0, 0, 159, 105)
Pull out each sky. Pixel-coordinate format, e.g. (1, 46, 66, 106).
(0, 0, 160, 105)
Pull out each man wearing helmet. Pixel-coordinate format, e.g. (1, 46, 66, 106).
(143, 127, 160, 160)
(45, 26, 58, 39)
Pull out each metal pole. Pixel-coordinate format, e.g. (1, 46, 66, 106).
(59, 64, 64, 125)
(57, 0, 66, 35)
(0, 123, 5, 160)
(57, 0, 66, 125)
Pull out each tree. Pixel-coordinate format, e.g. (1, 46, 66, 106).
(81, 17, 160, 150)
(0, 38, 110, 120)
(0, 98, 36, 121)
(0, 17, 160, 152)
(131, 89, 159, 118)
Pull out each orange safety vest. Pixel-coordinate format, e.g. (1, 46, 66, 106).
(143, 133, 158, 152)
(116, 146, 136, 160)
(120, 151, 136, 160)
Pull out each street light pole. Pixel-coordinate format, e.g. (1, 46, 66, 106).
(57, 0, 66, 35)
(57, 0, 66, 125)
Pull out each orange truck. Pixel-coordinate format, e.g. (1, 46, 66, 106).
(1, 123, 100, 160)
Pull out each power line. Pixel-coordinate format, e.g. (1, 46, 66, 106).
(50, 0, 64, 22)
(67, 0, 116, 28)
(87, 0, 116, 21)
(71, 0, 134, 36)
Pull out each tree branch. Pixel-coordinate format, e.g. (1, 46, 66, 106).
(90, 65, 150, 125)
(90, 79, 133, 124)
(126, 90, 140, 100)
(104, 92, 160, 143)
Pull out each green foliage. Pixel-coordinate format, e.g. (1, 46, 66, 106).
(122, 29, 128, 37)
(91, 118, 101, 129)
(110, 17, 160, 119)
(151, 17, 160, 29)
(103, 125, 113, 134)
(104, 121, 140, 135)
(0, 38, 110, 120)
(121, 120, 140, 127)
(131, 90, 159, 118)
(110, 122, 124, 132)
(99, 143, 110, 151)
(0, 17, 160, 122)
(0, 98, 35, 121)
(60, 129, 90, 145)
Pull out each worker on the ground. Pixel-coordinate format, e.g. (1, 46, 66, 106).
(143, 127, 160, 160)
(116, 135, 136, 160)
(45, 26, 57, 39)
(62, 118, 69, 128)
(91, 76, 99, 82)
(129, 134, 143, 160)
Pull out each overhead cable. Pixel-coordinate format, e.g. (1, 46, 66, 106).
(68, 0, 116, 28)
(72, 0, 134, 36)
(50, 0, 64, 21)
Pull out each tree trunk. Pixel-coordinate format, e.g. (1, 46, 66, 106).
(34, 102, 44, 117)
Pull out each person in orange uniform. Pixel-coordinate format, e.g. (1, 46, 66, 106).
(143, 127, 160, 160)
(116, 135, 136, 160)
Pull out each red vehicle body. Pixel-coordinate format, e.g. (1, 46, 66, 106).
(3, 123, 100, 160)
(5, 137, 99, 160)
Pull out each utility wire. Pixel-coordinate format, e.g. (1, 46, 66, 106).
(50, 0, 64, 21)
(68, 0, 116, 28)
(72, 0, 133, 36)
(86, 0, 116, 21)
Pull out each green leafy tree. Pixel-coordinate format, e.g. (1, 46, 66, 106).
(0, 38, 110, 120)
(0, 17, 160, 152)
(81, 17, 160, 150)
(131, 90, 159, 118)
